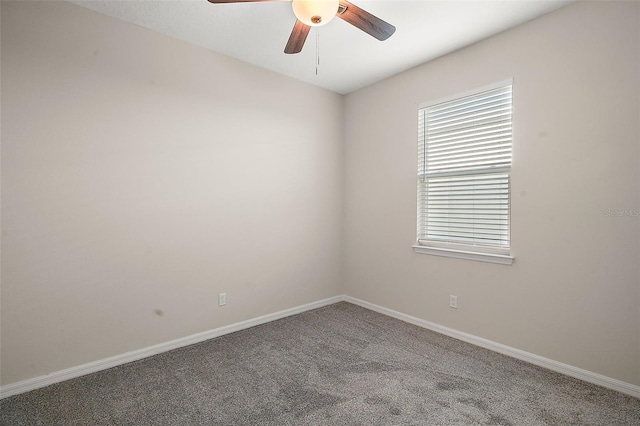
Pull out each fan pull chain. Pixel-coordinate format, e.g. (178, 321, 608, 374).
(315, 29, 319, 76)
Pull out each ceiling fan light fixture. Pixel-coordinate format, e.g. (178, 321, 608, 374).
(292, 0, 340, 27)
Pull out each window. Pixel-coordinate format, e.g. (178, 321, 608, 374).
(413, 80, 514, 265)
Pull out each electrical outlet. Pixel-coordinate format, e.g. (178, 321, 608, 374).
(218, 293, 227, 306)
(449, 295, 458, 309)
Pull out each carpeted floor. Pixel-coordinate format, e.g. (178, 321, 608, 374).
(1, 302, 639, 425)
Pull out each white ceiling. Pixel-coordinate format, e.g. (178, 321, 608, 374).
(69, 0, 573, 94)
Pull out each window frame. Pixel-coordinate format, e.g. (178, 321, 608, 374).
(412, 79, 514, 265)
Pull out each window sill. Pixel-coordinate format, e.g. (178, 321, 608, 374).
(412, 245, 514, 265)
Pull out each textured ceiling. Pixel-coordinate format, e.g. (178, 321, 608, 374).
(69, 0, 573, 94)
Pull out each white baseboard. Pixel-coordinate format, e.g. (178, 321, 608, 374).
(343, 295, 640, 399)
(0, 295, 342, 399)
(3, 294, 639, 400)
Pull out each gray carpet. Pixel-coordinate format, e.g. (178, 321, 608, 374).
(1, 302, 639, 425)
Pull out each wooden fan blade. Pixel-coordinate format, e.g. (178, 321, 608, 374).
(207, 0, 283, 3)
(284, 20, 311, 54)
(337, 1, 395, 41)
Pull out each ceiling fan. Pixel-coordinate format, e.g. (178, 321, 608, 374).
(207, 0, 396, 54)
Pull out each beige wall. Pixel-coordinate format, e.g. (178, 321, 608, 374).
(1, 1, 343, 385)
(343, 1, 640, 386)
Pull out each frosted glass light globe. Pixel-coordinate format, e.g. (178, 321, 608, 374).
(292, 0, 340, 27)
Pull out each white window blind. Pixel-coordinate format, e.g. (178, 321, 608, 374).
(417, 83, 512, 250)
